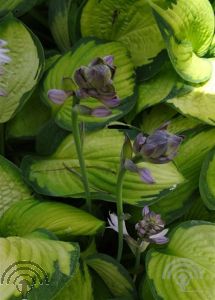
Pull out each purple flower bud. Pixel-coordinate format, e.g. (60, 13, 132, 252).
(75, 88, 90, 99)
(124, 159, 139, 173)
(135, 206, 168, 245)
(103, 55, 114, 66)
(86, 64, 112, 90)
(102, 96, 121, 108)
(133, 133, 146, 154)
(89, 56, 115, 77)
(138, 168, 155, 184)
(89, 57, 104, 67)
(74, 56, 119, 106)
(133, 126, 184, 164)
(47, 89, 70, 105)
(74, 66, 92, 90)
(124, 159, 155, 184)
(91, 106, 112, 118)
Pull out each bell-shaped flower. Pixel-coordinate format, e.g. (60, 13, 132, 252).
(107, 212, 129, 236)
(107, 207, 169, 256)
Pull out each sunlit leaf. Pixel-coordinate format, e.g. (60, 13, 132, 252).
(81, 0, 165, 67)
(147, 221, 215, 300)
(21, 128, 185, 206)
(0, 15, 44, 123)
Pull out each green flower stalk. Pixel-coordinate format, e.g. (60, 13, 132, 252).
(108, 206, 169, 279)
(48, 55, 120, 212)
(115, 125, 183, 261)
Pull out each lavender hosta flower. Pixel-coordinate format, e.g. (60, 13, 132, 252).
(135, 206, 169, 245)
(133, 124, 184, 164)
(108, 212, 138, 255)
(74, 55, 120, 107)
(124, 159, 155, 184)
(107, 207, 168, 255)
(107, 212, 129, 237)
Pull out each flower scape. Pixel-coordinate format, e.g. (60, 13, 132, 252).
(0, 0, 215, 299)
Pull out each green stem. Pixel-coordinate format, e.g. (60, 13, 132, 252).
(133, 248, 141, 282)
(71, 96, 91, 212)
(116, 167, 126, 262)
(134, 248, 141, 271)
(133, 241, 149, 282)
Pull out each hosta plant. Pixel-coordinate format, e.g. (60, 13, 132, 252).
(0, 0, 215, 299)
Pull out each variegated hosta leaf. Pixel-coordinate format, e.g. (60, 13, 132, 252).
(21, 128, 185, 206)
(54, 262, 93, 300)
(81, 0, 165, 67)
(182, 195, 215, 222)
(49, 0, 85, 51)
(0, 15, 44, 123)
(0, 155, 32, 217)
(207, 34, 215, 57)
(0, 198, 104, 238)
(168, 59, 215, 126)
(0, 155, 104, 238)
(6, 90, 51, 140)
(0, 230, 79, 300)
(0, 0, 38, 17)
(151, 128, 215, 222)
(148, 0, 214, 83)
(147, 221, 215, 300)
(200, 148, 215, 210)
(131, 63, 177, 118)
(90, 270, 113, 299)
(139, 104, 202, 135)
(40, 39, 136, 131)
(86, 254, 136, 298)
(139, 277, 155, 300)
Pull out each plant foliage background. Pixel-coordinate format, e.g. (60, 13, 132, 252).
(0, 0, 215, 299)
